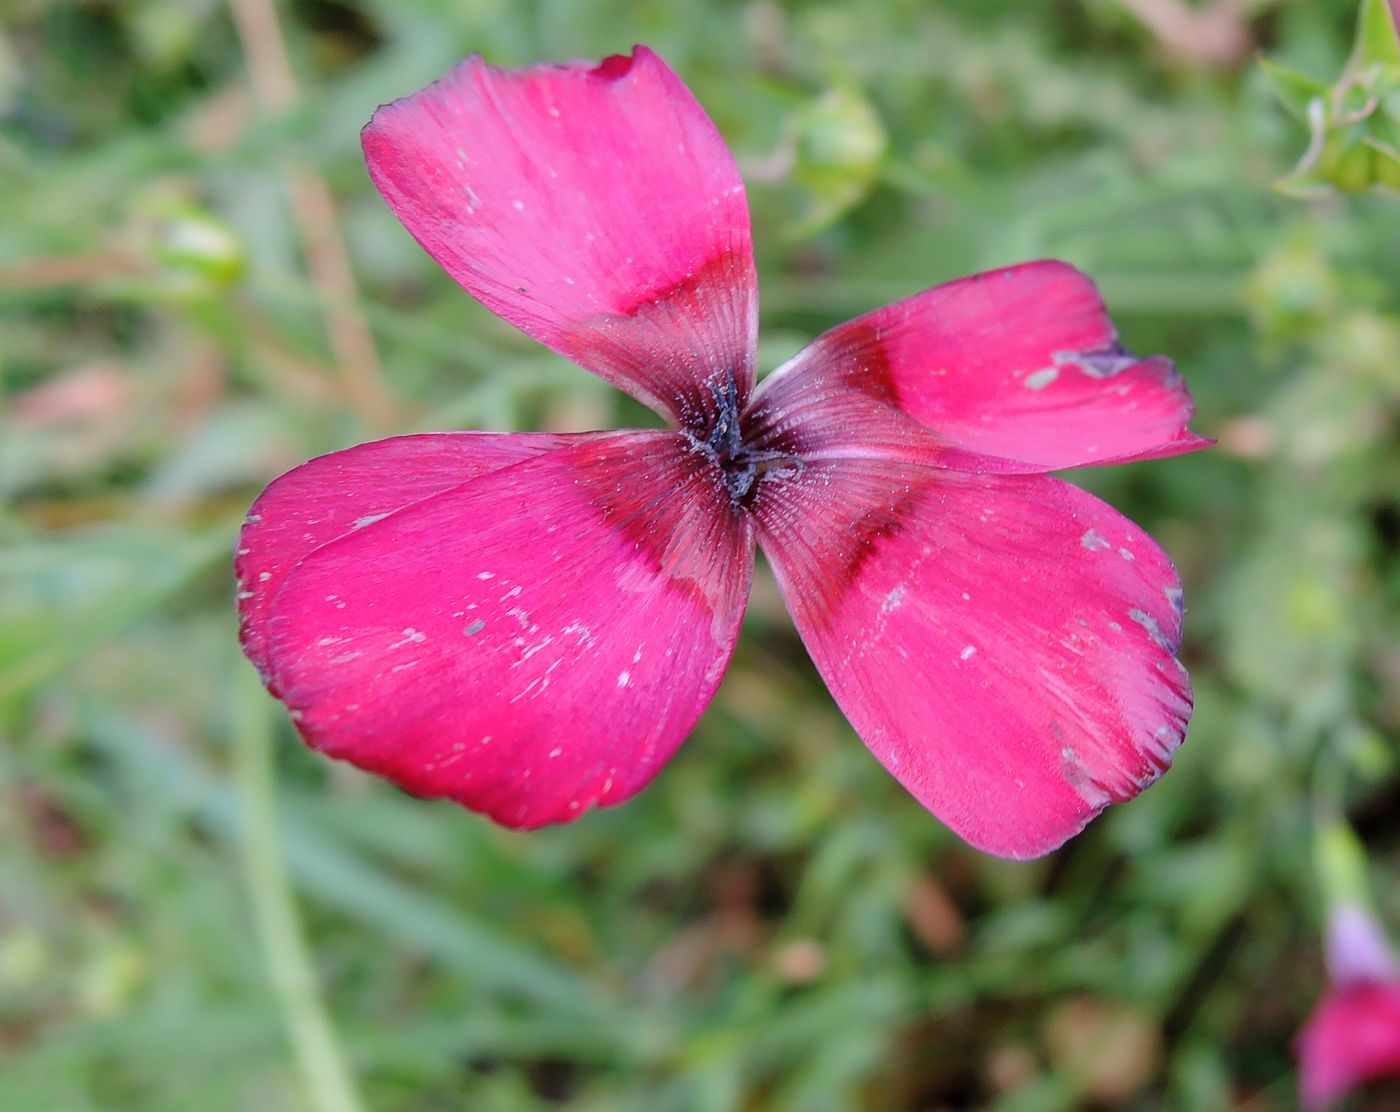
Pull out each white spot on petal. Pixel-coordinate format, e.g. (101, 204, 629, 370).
(1081, 529, 1111, 552)
(1129, 608, 1173, 650)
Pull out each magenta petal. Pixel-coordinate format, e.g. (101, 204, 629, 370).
(261, 431, 754, 827)
(362, 47, 758, 426)
(753, 260, 1208, 473)
(755, 456, 1191, 858)
(237, 432, 571, 687)
(1299, 981, 1400, 1110)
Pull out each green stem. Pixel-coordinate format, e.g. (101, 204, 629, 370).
(233, 662, 364, 1112)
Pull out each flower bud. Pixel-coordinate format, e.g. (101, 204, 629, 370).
(1263, 0, 1400, 196)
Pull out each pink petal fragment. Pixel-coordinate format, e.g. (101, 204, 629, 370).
(755, 456, 1192, 858)
(1328, 903, 1400, 988)
(262, 431, 754, 827)
(362, 47, 758, 428)
(237, 432, 570, 687)
(753, 260, 1209, 473)
(1298, 981, 1400, 1110)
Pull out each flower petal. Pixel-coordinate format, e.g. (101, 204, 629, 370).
(1327, 903, 1400, 987)
(261, 431, 754, 827)
(743, 358, 1036, 475)
(755, 455, 1192, 858)
(362, 47, 757, 430)
(1298, 981, 1400, 1110)
(237, 432, 571, 687)
(752, 260, 1208, 472)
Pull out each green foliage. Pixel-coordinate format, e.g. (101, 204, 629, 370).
(3, 1, 1400, 1109)
(1263, 0, 1400, 195)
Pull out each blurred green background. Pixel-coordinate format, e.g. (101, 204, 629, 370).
(3, 1, 1400, 1109)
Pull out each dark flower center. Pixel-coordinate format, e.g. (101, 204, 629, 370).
(689, 373, 800, 509)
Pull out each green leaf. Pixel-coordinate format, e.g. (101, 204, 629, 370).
(81, 704, 622, 1017)
(1314, 820, 1372, 911)
(1366, 134, 1400, 188)
(1350, 0, 1400, 71)
(1258, 57, 1329, 124)
(0, 527, 232, 704)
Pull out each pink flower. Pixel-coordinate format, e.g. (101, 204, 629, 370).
(1299, 904, 1400, 1109)
(236, 47, 1208, 858)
